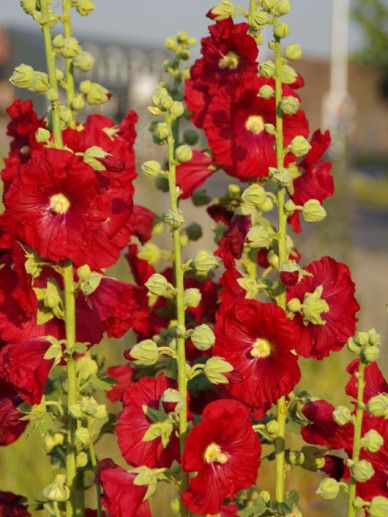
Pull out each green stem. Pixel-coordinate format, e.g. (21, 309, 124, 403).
(347, 361, 366, 517)
(166, 120, 189, 516)
(40, 0, 63, 147)
(63, 260, 81, 517)
(88, 420, 102, 517)
(274, 34, 287, 503)
(53, 501, 62, 517)
(61, 0, 76, 115)
(248, 0, 256, 25)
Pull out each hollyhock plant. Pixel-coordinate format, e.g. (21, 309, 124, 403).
(287, 256, 360, 359)
(214, 299, 300, 413)
(0, 381, 27, 446)
(176, 150, 215, 199)
(182, 399, 260, 515)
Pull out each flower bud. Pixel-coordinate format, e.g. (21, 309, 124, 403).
(58, 37, 81, 59)
(192, 189, 211, 206)
(285, 199, 297, 215)
(281, 96, 300, 115)
(43, 474, 70, 502)
(85, 82, 110, 105)
(266, 420, 279, 435)
(361, 345, 380, 364)
(260, 61, 275, 78)
(183, 129, 199, 145)
(302, 199, 327, 223)
(175, 145, 193, 163)
(263, 0, 276, 10)
(281, 64, 298, 84)
(73, 51, 95, 72)
(290, 135, 312, 158)
(74, 0, 95, 16)
(259, 84, 275, 99)
(362, 429, 384, 453)
(10, 64, 34, 88)
(204, 357, 233, 384)
(288, 298, 302, 313)
(192, 251, 219, 276)
(211, 0, 235, 21)
(44, 432, 64, 453)
(52, 34, 65, 49)
(141, 160, 162, 179)
(154, 122, 171, 141)
(247, 226, 274, 249)
(76, 355, 98, 381)
(76, 451, 88, 468)
(35, 127, 51, 143)
(170, 101, 184, 118)
(276, 0, 291, 16)
(191, 324, 215, 351)
(316, 478, 340, 500)
(145, 274, 175, 298)
(164, 208, 184, 229)
(75, 427, 91, 446)
(369, 496, 388, 516)
(185, 223, 203, 241)
(333, 405, 352, 426)
(21, 0, 37, 15)
(274, 22, 290, 39)
(242, 184, 266, 206)
(184, 288, 201, 308)
(285, 43, 303, 60)
(351, 460, 375, 482)
(165, 36, 177, 51)
(367, 394, 388, 418)
(71, 94, 85, 111)
(255, 11, 270, 25)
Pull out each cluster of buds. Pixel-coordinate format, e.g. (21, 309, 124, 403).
(348, 328, 381, 363)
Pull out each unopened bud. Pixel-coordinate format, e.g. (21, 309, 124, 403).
(281, 96, 300, 115)
(35, 127, 51, 143)
(76, 356, 98, 381)
(184, 288, 201, 308)
(274, 22, 290, 39)
(211, 0, 235, 21)
(367, 394, 388, 418)
(141, 160, 161, 179)
(164, 208, 184, 229)
(352, 460, 375, 482)
(316, 478, 340, 500)
(71, 94, 85, 111)
(242, 184, 266, 206)
(21, 0, 37, 15)
(146, 274, 175, 298)
(44, 433, 64, 452)
(191, 324, 215, 351)
(10, 64, 34, 88)
(74, 0, 95, 16)
(255, 11, 270, 25)
(285, 43, 303, 60)
(361, 345, 380, 364)
(290, 135, 312, 157)
(369, 496, 388, 516)
(266, 420, 279, 435)
(154, 122, 171, 141)
(259, 84, 275, 99)
(260, 61, 275, 78)
(175, 145, 193, 163)
(73, 51, 95, 72)
(281, 64, 298, 84)
(263, 0, 276, 10)
(204, 357, 233, 384)
(192, 251, 219, 276)
(333, 405, 352, 426)
(43, 474, 70, 502)
(185, 223, 203, 241)
(170, 101, 184, 118)
(302, 199, 327, 223)
(276, 0, 291, 16)
(362, 429, 384, 453)
(192, 189, 211, 206)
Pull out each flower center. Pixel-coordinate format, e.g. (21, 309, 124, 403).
(301, 285, 329, 326)
(218, 51, 240, 70)
(49, 193, 71, 214)
(245, 115, 265, 135)
(204, 442, 228, 464)
(251, 338, 272, 358)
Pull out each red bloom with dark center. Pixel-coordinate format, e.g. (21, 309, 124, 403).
(98, 459, 151, 517)
(215, 215, 251, 268)
(185, 18, 258, 127)
(0, 339, 53, 405)
(201, 79, 309, 180)
(176, 151, 215, 199)
(116, 375, 179, 468)
(0, 491, 31, 516)
(182, 399, 260, 515)
(106, 364, 134, 403)
(346, 359, 388, 403)
(87, 277, 153, 339)
(0, 381, 27, 446)
(287, 256, 360, 359)
(131, 205, 155, 244)
(289, 130, 334, 233)
(214, 299, 300, 413)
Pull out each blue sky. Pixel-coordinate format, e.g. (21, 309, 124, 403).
(1, 0, 362, 57)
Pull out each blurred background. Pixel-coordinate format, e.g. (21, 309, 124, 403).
(0, 1, 387, 515)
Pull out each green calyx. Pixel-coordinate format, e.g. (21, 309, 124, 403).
(288, 285, 329, 326)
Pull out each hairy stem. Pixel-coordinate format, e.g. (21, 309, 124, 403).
(274, 34, 287, 503)
(61, 0, 76, 117)
(167, 121, 189, 516)
(41, 0, 63, 147)
(347, 361, 366, 517)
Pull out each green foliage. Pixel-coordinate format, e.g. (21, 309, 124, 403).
(353, 0, 388, 67)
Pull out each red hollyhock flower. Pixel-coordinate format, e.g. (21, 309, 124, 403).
(207, 204, 234, 225)
(185, 18, 258, 127)
(289, 130, 334, 233)
(214, 299, 300, 413)
(176, 151, 215, 199)
(106, 364, 134, 403)
(98, 459, 151, 517)
(182, 399, 260, 515)
(116, 375, 179, 468)
(86, 277, 153, 339)
(6, 99, 45, 160)
(0, 339, 53, 405)
(125, 245, 155, 285)
(185, 277, 219, 325)
(219, 267, 245, 308)
(131, 205, 155, 244)
(201, 79, 309, 180)
(346, 359, 388, 403)
(0, 491, 31, 516)
(215, 215, 251, 268)
(287, 256, 359, 359)
(0, 381, 27, 446)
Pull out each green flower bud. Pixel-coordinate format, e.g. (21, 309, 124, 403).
(247, 225, 275, 249)
(141, 160, 162, 179)
(276, 0, 291, 16)
(192, 189, 211, 206)
(184, 288, 201, 309)
(288, 450, 305, 466)
(43, 474, 70, 502)
(35, 127, 51, 143)
(316, 478, 340, 500)
(76, 355, 98, 381)
(21, 0, 37, 15)
(71, 94, 85, 111)
(164, 208, 184, 229)
(80, 79, 92, 94)
(369, 496, 388, 516)
(368, 329, 381, 346)
(177, 31, 189, 44)
(73, 51, 95, 72)
(281, 96, 300, 115)
(259, 84, 275, 99)
(191, 324, 215, 351)
(263, 0, 276, 10)
(211, 0, 235, 21)
(255, 11, 270, 25)
(85, 82, 110, 105)
(362, 429, 384, 453)
(131, 340, 159, 366)
(154, 122, 171, 141)
(261, 196, 274, 212)
(52, 34, 65, 49)
(204, 357, 233, 384)
(362, 345, 380, 364)
(175, 145, 193, 163)
(285, 43, 303, 60)
(367, 394, 388, 418)
(288, 298, 302, 313)
(32, 72, 50, 92)
(10, 64, 34, 88)
(266, 420, 279, 435)
(75, 427, 91, 447)
(192, 251, 219, 276)
(274, 22, 290, 39)
(260, 490, 271, 503)
(76, 451, 88, 468)
(79, 396, 106, 419)
(333, 405, 352, 426)
(281, 64, 298, 84)
(185, 222, 203, 241)
(290, 135, 312, 158)
(146, 274, 175, 298)
(260, 61, 276, 78)
(302, 199, 327, 223)
(351, 460, 375, 483)
(165, 36, 177, 51)
(170, 101, 185, 118)
(74, 0, 96, 16)
(58, 37, 81, 59)
(301, 285, 329, 325)
(47, 88, 59, 102)
(242, 184, 266, 207)
(44, 432, 64, 453)
(155, 175, 169, 192)
(183, 129, 199, 145)
(78, 267, 102, 296)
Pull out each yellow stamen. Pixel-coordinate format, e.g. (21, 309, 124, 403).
(246, 115, 265, 135)
(251, 338, 272, 358)
(49, 193, 71, 214)
(204, 442, 228, 464)
(218, 51, 240, 70)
